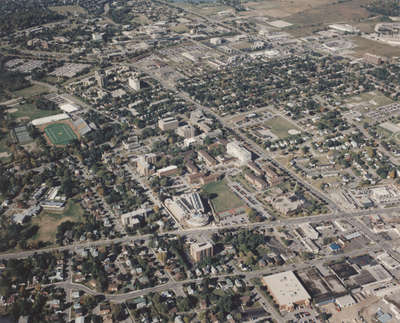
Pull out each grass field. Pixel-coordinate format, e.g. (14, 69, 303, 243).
(49, 5, 87, 15)
(286, 0, 370, 26)
(345, 91, 393, 115)
(203, 180, 245, 213)
(31, 200, 84, 243)
(13, 84, 49, 98)
(45, 123, 77, 145)
(351, 36, 400, 58)
(264, 116, 300, 139)
(9, 103, 61, 121)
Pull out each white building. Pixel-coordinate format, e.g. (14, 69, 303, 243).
(299, 223, 319, 240)
(176, 125, 195, 138)
(121, 208, 152, 227)
(158, 117, 179, 131)
(164, 192, 208, 227)
(226, 141, 252, 165)
(128, 75, 141, 91)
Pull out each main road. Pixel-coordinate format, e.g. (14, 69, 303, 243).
(1, 205, 400, 260)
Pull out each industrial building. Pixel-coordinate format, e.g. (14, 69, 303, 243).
(262, 271, 311, 312)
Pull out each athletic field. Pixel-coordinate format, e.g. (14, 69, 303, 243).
(44, 123, 77, 145)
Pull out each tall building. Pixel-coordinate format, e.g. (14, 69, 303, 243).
(158, 117, 179, 131)
(137, 157, 154, 176)
(190, 242, 213, 262)
(95, 70, 106, 88)
(128, 75, 141, 91)
(176, 125, 195, 138)
(226, 141, 252, 165)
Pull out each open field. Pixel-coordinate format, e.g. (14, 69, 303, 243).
(286, 0, 370, 27)
(49, 5, 87, 15)
(351, 36, 400, 58)
(345, 91, 393, 114)
(13, 84, 49, 98)
(264, 116, 300, 139)
(242, 0, 333, 18)
(9, 103, 61, 121)
(203, 180, 245, 213)
(31, 200, 84, 243)
(44, 123, 77, 145)
(172, 2, 231, 16)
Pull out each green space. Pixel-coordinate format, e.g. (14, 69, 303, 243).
(49, 5, 87, 15)
(345, 91, 393, 113)
(13, 84, 49, 98)
(202, 179, 245, 213)
(31, 200, 84, 243)
(9, 103, 61, 121)
(351, 36, 400, 58)
(44, 123, 77, 145)
(264, 116, 300, 139)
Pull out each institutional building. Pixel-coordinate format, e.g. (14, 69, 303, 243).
(262, 271, 311, 312)
(226, 141, 252, 165)
(158, 117, 179, 131)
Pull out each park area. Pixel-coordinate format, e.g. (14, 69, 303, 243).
(202, 180, 245, 214)
(31, 200, 84, 244)
(44, 123, 77, 145)
(264, 116, 301, 139)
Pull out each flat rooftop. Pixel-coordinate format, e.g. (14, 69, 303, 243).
(262, 271, 310, 306)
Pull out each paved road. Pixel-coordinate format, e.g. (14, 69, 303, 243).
(2, 206, 400, 260)
(45, 243, 380, 303)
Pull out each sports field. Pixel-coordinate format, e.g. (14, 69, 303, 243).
(44, 123, 77, 145)
(203, 180, 245, 213)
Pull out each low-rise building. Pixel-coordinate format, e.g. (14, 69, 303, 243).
(244, 172, 267, 190)
(262, 271, 311, 312)
(198, 150, 217, 167)
(157, 165, 179, 177)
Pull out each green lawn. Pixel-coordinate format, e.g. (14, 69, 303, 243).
(13, 84, 49, 98)
(44, 123, 77, 145)
(9, 103, 61, 121)
(264, 116, 300, 139)
(203, 180, 245, 213)
(345, 91, 393, 114)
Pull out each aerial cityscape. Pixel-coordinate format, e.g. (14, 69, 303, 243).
(0, 0, 400, 322)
